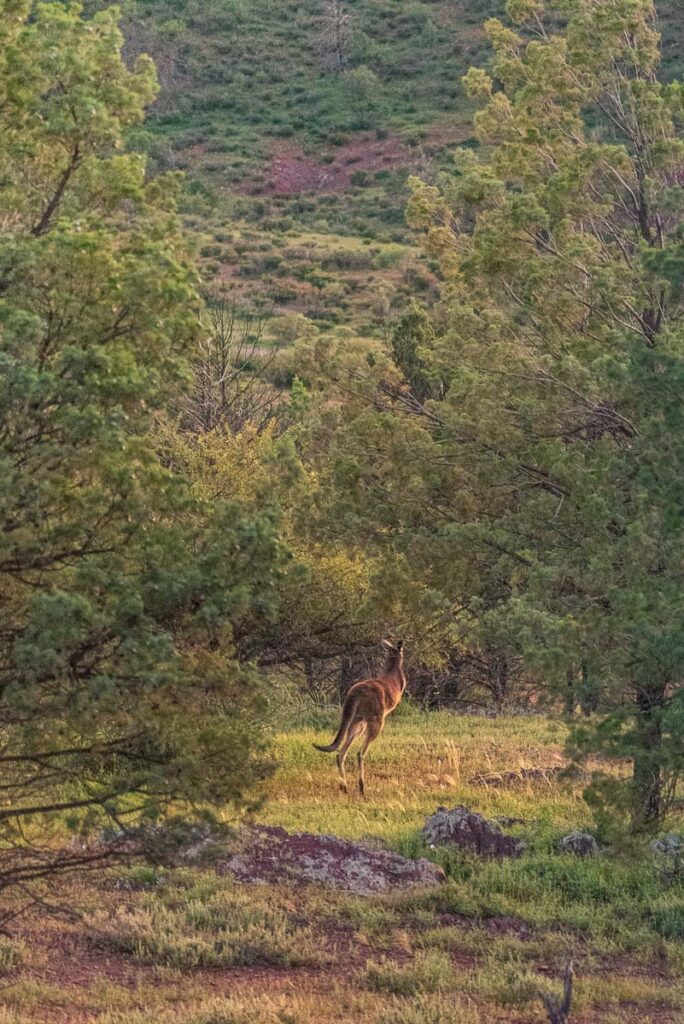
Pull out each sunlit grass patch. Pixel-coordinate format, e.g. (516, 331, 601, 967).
(335, 896, 400, 942)
(575, 972, 684, 1011)
(254, 711, 588, 847)
(467, 952, 558, 1007)
(377, 993, 485, 1024)
(100, 1000, 287, 1024)
(0, 1009, 36, 1024)
(88, 883, 319, 970)
(364, 950, 457, 995)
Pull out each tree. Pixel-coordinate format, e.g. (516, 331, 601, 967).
(316, 0, 354, 75)
(406, 0, 684, 830)
(183, 299, 279, 435)
(0, 0, 284, 907)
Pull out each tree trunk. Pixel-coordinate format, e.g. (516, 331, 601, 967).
(487, 652, 510, 712)
(564, 663, 576, 716)
(579, 661, 598, 715)
(304, 657, 316, 698)
(631, 682, 667, 833)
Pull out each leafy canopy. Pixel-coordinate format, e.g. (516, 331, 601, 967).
(0, 0, 285, 896)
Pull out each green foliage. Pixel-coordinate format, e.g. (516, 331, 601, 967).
(0, 0, 286, 896)
(305, 0, 684, 828)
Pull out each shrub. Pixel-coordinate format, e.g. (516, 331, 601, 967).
(474, 953, 555, 1006)
(650, 900, 684, 940)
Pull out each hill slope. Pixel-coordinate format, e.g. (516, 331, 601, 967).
(114, 0, 684, 336)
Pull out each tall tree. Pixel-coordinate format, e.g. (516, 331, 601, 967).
(406, 0, 684, 829)
(0, 0, 284, 904)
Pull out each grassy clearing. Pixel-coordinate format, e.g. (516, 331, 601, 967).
(88, 874, 319, 970)
(257, 709, 585, 846)
(5, 710, 683, 1023)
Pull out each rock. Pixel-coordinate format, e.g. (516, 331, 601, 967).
(422, 805, 525, 858)
(650, 834, 683, 881)
(97, 820, 228, 866)
(650, 833, 683, 857)
(558, 831, 600, 857)
(220, 825, 446, 894)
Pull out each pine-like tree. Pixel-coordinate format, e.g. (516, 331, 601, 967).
(407, 0, 684, 829)
(0, 1, 284, 902)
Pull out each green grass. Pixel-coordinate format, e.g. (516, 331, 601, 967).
(88, 875, 320, 969)
(256, 709, 584, 846)
(365, 951, 456, 995)
(6, 710, 684, 1023)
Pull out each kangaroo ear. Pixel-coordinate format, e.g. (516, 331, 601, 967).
(396, 639, 404, 651)
(380, 639, 393, 651)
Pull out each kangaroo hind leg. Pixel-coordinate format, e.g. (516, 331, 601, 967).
(357, 719, 382, 797)
(337, 720, 365, 793)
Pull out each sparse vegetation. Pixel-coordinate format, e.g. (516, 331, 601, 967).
(0, 938, 24, 975)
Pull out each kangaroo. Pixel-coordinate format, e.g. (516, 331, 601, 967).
(313, 639, 406, 796)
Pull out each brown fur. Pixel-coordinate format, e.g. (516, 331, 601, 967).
(313, 639, 407, 796)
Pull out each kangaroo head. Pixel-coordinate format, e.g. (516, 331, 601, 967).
(381, 638, 404, 671)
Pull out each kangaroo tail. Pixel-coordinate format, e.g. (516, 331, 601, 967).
(313, 694, 359, 753)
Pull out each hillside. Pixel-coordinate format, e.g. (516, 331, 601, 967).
(110, 0, 683, 339)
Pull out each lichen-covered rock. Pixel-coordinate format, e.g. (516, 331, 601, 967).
(650, 833, 683, 857)
(558, 831, 600, 857)
(650, 834, 683, 881)
(220, 825, 446, 894)
(422, 806, 525, 858)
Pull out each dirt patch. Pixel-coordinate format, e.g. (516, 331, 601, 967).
(249, 133, 413, 195)
(219, 824, 446, 893)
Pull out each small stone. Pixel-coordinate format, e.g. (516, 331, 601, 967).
(422, 805, 525, 858)
(650, 833, 683, 856)
(558, 831, 600, 857)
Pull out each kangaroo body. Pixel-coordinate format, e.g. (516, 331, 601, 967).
(313, 640, 406, 795)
